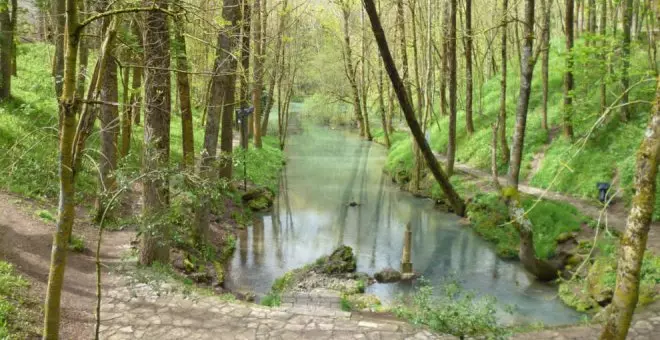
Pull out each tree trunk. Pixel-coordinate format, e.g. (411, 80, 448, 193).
(340, 2, 365, 137)
(440, 1, 449, 117)
(499, 0, 511, 164)
(120, 66, 132, 158)
(361, 5, 373, 141)
(0, 0, 15, 100)
(52, 0, 66, 98)
(140, 0, 172, 266)
(75, 0, 88, 104)
(491, 123, 501, 189)
(600, 76, 659, 340)
(363, 0, 466, 216)
(447, 0, 457, 177)
(564, 0, 575, 138)
(377, 69, 391, 148)
(196, 0, 240, 241)
(252, 0, 263, 148)
(96, 19, 119, 222)
(620, 0, 633, 121)
(507, 0, 535, 189)
(174, 13, 195, 169)
(541, 0, 551, 131)
(43, 0, 80, 337)
(600, 0, 608, 114)
(465, 0, 475, 135)
(131, 21, 143, 126)
(240, 0, 251, 109)
(396, 0, 411, 101)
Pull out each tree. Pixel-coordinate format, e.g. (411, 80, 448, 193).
(600, 76, 659, 340)
(620, 0, 633, 121)
(507, 0, 535, 189)
(564, 0, 575, 138)
(337, 0, 366, 137)
(464, 0, 475, 135)
(0, 0, 17, 100)
(599, 0, 608, 114)
(447, 0, 457, 176)
(252, 0, 264, 148)
(174, 9, 195, 169)
(239, 0, 251, 139)
(540, 0, 551, 131)
(363, 0, 466, 216)
(52, 0, 66, 98)
(139, 0, 172, 266)
(498, 0, 511, 164)
(196, 0, 241, 242)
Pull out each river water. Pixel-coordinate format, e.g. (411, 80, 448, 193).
(227, 125, 582, 326)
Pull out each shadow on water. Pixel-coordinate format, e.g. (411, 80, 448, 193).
(226, 125, 582, 326)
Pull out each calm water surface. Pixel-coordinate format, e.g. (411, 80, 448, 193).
(227, 125, 582, 326)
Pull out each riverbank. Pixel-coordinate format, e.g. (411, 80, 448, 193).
(375, 129, 660, 316)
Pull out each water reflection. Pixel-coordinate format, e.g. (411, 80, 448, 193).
(227, 125, 581, 326)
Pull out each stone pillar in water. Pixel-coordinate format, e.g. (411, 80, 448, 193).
(401, 223, 413, 277)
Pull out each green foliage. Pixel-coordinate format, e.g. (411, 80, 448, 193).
(393, 278, 507, 339)
(35, 209, 55, 223)
(0, 262, 35, 339)
(68, 234, 85, 253)
(260, 293, 281, 307)
(340, 295, 352, 312)
(467, 193, 588, 259)
(233, 136, 285, 192)
(301, 94, 353, 127)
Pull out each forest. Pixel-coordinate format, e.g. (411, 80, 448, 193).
(0, 0, 658, 339)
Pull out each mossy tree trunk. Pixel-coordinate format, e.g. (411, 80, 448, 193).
(507, 0, 535, 189)
(0, 0, 16, 100)
(174, 10, 195, 169)
(139, 0, 172, 266)
(43, 0, 80, 336)
(363, 0, 466, 216)
(600, 76, 660, 340)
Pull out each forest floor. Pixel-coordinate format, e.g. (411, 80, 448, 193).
(433, 152, 660, 255)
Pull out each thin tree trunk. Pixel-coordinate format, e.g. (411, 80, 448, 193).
(447, 0, 457, 177)
(564, 0, 575, 138)
(252, 0, 263, 148)
(620, 0, 633, 121)
(240, 0, 251, 109)
(120, 66, 132, 158)
(96, 18, 119, 222)
(140, 0, 172, 266)
(361, 5, 373, 141)
(43, 0, 80, 336)
(75, 0, 88, 103)
(363, 0, 466, 216)
(174, 13, 195, 169)
(0, 0, 16, 99)
(131, 21, 143, 126)
(600, 0, 608, 114)
(507, 0, 535, 189)
(465, 0, 475, 135)
(541, 0, 551, 131)
(396, 0, 411, 100)
(440, 1, 449, 117)
(499, 0, 511, 164)
(52, 0, 66, 98)
(340, 1, 365, 137)
(491, 123, 501, 189)
(378, 69, 391, 148)
(600, 76, 659, 340)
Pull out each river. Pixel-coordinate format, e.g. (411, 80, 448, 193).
(226, 124, 582, 326)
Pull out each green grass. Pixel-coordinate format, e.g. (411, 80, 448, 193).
(383, 37, 659, 219)
(467, 193, 589, 259)
(0, 262, 36, 339)
(233, 136, 285, 192)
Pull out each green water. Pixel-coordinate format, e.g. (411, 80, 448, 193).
(228, 125, 582, 326)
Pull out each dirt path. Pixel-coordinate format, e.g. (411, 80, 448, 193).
(0, 192, 134, 339)
(434, 153, 660, 254)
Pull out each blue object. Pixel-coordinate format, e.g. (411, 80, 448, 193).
(597, 182, 611, 204)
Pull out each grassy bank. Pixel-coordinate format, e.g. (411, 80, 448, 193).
(0, 262, 38, 339)
(379, 37, 659, 220)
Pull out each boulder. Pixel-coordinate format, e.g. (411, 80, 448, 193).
(242, 188, 275, 211)
(374, 268, 402, 283)
(317, 245, 357, 275)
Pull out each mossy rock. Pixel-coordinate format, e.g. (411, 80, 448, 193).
(318, 245, 357, 275)
(587, 259, 615, 306)
(556, 232, 577, 243)
(346, 294, 381, 311)
(374, 268, 402, 283)
(242, 188, 275, 211)
(558, 280, 599, 312)
(248, 196, 271, 211)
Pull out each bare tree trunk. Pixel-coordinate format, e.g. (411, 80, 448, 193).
(240, 0, 251, 109)
(339, 1, 365, 137)
(499, 0, 511, 164)
(52, 0, 66, 98)
(447, 0, 458, 177)
(96, 18, 119, 222)
(378, 69, 391, 148)
(396, 0, 411, 101)
(541, 0, 551, 131)
(75, 0, 88, 103)
(43, 0, 80, 336)
(600, 0, 608, 114)
(196, 0, 241, 241)
(620, 0, 633, 121)
(600, 76, 659, 340)
(0, 0, 16, 99)
(120, 66, 132, 158)
(507, 0, 535, 189)
(564, 0, 575, 138)
(465, 0, 475, 135)
(363, 0, 466, 216)
(440, 1, 449, 117)
(174, 13, 195, 169)
(361, 5, 373, 141)
(140, 0, 172, 266)
(252, 0, 263, 148)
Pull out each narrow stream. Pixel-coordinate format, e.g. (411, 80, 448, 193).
(227, 125, 582, 326)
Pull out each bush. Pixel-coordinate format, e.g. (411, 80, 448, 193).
(393, 278, 507, 339)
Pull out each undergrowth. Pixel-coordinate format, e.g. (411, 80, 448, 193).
(0, 262, 38, 339)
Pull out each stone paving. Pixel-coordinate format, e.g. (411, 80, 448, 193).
(98, 281, 452, 340)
